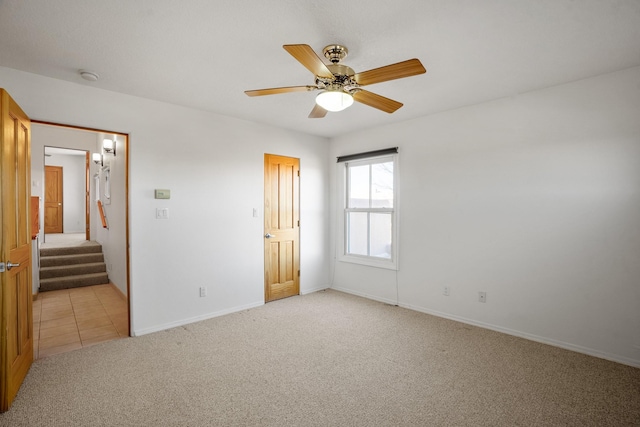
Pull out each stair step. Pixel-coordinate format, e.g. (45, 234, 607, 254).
(39, 272, 110, 292)
(40, 253, 105, 267)
(39, 262, 107, 279)
(38, 241, 110, 292)
(40, 244, 103, 257)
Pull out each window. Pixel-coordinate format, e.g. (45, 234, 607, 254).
(339, 151, 398, 269)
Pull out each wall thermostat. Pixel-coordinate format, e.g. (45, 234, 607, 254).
(155, 189, 170, 199)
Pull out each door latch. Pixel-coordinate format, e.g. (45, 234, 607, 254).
(0, 262, 20, 272)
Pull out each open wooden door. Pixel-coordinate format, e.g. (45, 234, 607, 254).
(44, 165, 63, 234)
(264, 154, 300, 302)
(0, 89, 33, 411)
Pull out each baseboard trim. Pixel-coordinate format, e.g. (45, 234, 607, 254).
(132, 300, 265, 337)
(331, 287, 639, 368)
(400, 303, 640, 368)
(331, 286, 398, 306)
(133, 287, 330, 336)
(300, 285, 330, 295)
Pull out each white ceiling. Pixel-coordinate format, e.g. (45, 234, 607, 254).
(1, 0, 639, 138)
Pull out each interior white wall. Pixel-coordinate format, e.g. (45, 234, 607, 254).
(1, 66, 330, 335)
(93, 133, 128, 296)
(329, 66, 640, 367)
(44, 152, 86, 233)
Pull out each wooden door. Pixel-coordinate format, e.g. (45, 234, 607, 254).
(0, 89, 33, 411)
(44, 165, 63, 233)
(264, 154, 300, 302)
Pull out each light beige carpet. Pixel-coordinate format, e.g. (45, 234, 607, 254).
(40, 232, 88, 248)
(1, 290, 638, 426)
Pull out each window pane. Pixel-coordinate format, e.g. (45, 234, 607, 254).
(370, 213, 392, 259)
(347, 212, 368, 255)
(348, 164, 370, 208)
(371, 161, 393, 208)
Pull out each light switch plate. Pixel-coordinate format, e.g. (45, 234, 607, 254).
(156, 208, 169, 219)
(155, 189, 170, 199)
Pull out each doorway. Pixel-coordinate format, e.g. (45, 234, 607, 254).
(43, 147, 91, 242)
(32, 122, 131, 356)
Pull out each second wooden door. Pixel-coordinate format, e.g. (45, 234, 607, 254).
(44, 165, 63, 233)
(264, 154, 300, 302)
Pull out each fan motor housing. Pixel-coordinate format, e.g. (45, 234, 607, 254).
(327, 63, 355, 77)
(317, 64, 357, 90)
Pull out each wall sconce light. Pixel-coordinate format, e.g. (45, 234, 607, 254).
(92, 152, 103, 166)
(103, 138, 116, 156)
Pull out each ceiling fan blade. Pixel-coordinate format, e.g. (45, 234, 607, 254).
(283, 44, 334, 79)
(354, 58, 426, 86)
(353, 90, 403, 113)
(245, 86, 315, 97)
(308, 104, 328, 118)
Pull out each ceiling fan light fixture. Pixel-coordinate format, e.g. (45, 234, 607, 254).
(315, 90, 353, 112)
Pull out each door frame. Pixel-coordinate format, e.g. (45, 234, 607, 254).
(33, 120, 131, 336)
(42, 147, 92, 240)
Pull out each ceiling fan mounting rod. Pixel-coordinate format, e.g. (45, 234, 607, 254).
(323, 44, 348, 64)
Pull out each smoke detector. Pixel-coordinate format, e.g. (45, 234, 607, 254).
(79, 70, 99, 81)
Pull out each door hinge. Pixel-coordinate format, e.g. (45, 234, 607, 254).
(0, 262, 5, 273)
(297, 220, 300, 227)
(297, 170, 300, 177)
(298, 270, 300, 277)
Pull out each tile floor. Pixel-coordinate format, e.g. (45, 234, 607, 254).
(33, 284, 129, 359)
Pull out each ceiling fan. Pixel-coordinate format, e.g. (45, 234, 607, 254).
(245, 44, 426, 118)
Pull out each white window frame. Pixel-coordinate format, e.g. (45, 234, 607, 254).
(338, 153, 399, 270)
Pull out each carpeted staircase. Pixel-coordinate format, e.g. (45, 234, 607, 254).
(39, 243, 110, 292)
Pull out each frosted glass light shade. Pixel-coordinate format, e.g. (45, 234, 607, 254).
(315, 91, 354, 112)
(92, 153, 102, 164)
(103, 138, 115, 153)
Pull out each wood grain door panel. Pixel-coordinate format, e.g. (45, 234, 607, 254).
(264, 154, 299, 302)
(0, 89, 33, 411)
(44, 165, 63, 233)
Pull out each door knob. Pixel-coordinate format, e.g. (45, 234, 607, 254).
(6, 262, 20, 270)
(58, 203, 62, 206)
(265, 233, 276, 238)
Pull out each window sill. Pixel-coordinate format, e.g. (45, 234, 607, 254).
(338, 254, 398, 271)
